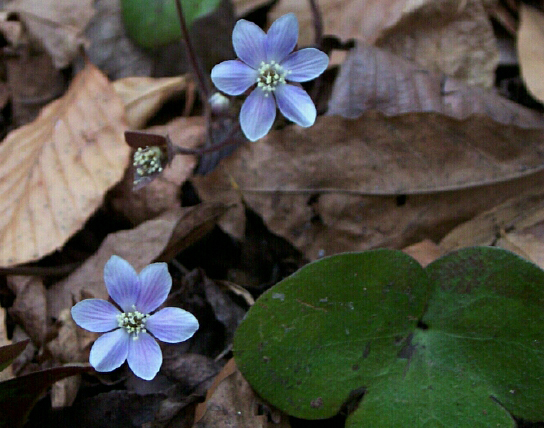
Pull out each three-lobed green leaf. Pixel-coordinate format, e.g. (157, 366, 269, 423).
(233, 247, 544, 426)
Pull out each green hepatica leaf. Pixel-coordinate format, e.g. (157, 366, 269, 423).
(121, 0, 221, 49)
(233, 250, 430, 420)
(233, 247, 544, 426)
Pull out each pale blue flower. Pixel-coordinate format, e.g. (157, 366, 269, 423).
(71, 255, 199, 380)
(211, 13, 329, 141)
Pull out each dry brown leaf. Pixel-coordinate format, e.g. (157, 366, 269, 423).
(440, 191, 544, 251)
(517, 4, 544, 104)
(328, 43, 544, 129)
(193, 114, 544, 259)
(0, 62, 130, 268)
(109, 116, 204, 225)
(271, 0, 498, 84)
(113, 76, 188, 129)
(194, 359, 290, 428)
(7, 276, 47, 345)
(5, 0, 95, 68)
(402, 239, 445, 267)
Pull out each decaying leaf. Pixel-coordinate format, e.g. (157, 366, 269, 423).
(441, 190, 544, 252)
(194, 359, 290, 428)
(5, 0, 95, 68)
(7, 276, 47, 346)
(193, 114, 544, 259)
(0, 63, 130, 268)
(517, 4, 544, 104)
(327, 43, 544, 129)
(271, 0, 498, 85)
(113, 76, 188, 129)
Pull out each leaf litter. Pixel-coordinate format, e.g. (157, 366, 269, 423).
(1, 0, 544, 426)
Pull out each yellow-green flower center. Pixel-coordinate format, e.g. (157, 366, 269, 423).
(133, 146, 163, 177)
(116, 306, 149, 340)
(256, 60, 291, 96)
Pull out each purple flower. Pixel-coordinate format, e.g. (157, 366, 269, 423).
(71, 255, 199, 380)
(211, 13, 329, 141)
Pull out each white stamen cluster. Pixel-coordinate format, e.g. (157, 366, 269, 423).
(116, 306, 150, 340)
(256, 60, 290, 96)
(133, 146, 163, 177)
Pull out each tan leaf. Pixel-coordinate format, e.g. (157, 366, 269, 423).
(402, 239, 445, 267)
(441, 190, 544, 252)
(0, 62, 130, 267)
(517, 4, 544, 104)
(271, 0, 498, 85)
(5, 0, 95, 68)
(113, 76, 188, 129)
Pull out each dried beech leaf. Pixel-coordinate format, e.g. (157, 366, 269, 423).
(5, 0, 95, 68)
(517, 4, 544, 104)
(0, 63, 130, 267)
(113, 76, 187, 129)
(328, 43, 544, 129)
(193, 114, 544, 258)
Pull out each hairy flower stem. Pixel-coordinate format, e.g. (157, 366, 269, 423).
(174, 0, 210, 101)
(309, 0, 323, 49)
(309, 0, 325, 104)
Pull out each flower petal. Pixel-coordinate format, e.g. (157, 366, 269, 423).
(136, 262, 171, 314)
(146, 307, 199, 343)
(127, 332, 162, 380)
(275, 84, 316, 127)
(232, 19, 266, 69)
(265, 13, 298, 63)
(89, 328, 129, 372)
(71, 299, 121, 332)
(104, 255, 140, 312)
(240, 88, 276, 141)
(211, 60, 257, 95)
(281, 48, 329, 82)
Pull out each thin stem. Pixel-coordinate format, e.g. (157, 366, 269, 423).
(309, 0, 323, 49)
(309, 0, 325, 104)
(173, 122, 242, 156)
(174, 0, 210, 100)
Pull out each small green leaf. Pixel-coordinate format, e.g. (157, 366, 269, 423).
(121, 0, 221, 49)
(233, 247, 544, 426)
